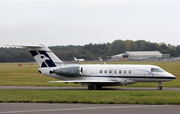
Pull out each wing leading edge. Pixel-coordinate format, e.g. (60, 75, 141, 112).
(49, 80, 117, 83)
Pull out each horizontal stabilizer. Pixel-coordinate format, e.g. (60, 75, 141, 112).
(6, 44, 44, 48)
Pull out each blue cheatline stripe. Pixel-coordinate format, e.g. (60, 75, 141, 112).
(82, 75, 176, 79)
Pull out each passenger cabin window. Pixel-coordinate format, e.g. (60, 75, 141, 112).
(100, 70, 102, 73)
(105, 70, 107, 74)
(109, 70, 112, 74)
(119, 70, 121, 74)
(129, 70, 131, 74)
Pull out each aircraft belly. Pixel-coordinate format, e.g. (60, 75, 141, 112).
(129, 77, 172, 82)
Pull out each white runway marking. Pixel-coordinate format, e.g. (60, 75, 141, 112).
(0, 105, 168, 114)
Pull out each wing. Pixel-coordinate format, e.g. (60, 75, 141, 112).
(49, 80, 117, 83)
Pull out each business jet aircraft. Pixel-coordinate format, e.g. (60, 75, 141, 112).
(74, 57, 85, 62)
(7, 43, 176, 90)
(98, 57, 103, 61)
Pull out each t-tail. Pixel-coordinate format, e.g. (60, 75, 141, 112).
(74, 57, 77, 61)
(6, 44, 62, 68)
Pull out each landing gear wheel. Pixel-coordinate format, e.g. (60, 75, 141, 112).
(88, 86, 95, 90)
(96, 86, 103, 90)
(157, 82, 163, 90)
(158, 86, 162, 90)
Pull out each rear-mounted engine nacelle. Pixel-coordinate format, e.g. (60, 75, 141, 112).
(54, 66, 83, 76)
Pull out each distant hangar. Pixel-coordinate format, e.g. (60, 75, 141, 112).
(110, 51, 170, 61)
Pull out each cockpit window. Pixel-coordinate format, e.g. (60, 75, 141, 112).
(156, 68, 165, 72)
(151, 68, 156, 72)
(151, 68, 165, 72)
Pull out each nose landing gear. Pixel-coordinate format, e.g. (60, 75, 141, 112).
(157, 82, 163, 90)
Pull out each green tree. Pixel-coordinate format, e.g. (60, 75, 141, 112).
(107, 40, 126, 55)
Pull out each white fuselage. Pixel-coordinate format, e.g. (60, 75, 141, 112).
(39, 64, 175, 86)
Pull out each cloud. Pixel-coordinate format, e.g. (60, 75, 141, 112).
(0, 0, 180, 46)
(1, 0, 180, 4)
(69, 0, 180, 5)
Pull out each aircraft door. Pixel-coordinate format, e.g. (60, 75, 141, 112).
(108, 68, 113, 76)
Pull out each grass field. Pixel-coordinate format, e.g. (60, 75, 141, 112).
(0, 61, 180, 104)
(0, 90, 180, 105)
(0, 61, 180, 87)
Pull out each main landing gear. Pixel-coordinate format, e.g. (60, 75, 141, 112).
(157, 82, 163, 90)
(88, 85, 103, 90)
(88, 85, 95, 90)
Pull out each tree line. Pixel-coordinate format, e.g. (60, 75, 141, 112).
(0, 40, 180, 62)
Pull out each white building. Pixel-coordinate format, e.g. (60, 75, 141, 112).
(111, 51, 163, 61)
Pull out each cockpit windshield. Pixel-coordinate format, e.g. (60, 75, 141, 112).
(156, 68, 165, 72)
(151, 68, 165, 72)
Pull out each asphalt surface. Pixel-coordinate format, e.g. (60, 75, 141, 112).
(0, 103, 179, 114)
(0, 86, 180, 114)
(0, 86, 180, 91)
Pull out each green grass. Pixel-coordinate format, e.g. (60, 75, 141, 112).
(0, 61, 180, 87)
(0, 62, 180, 105)
(0, 89, 180, 105)
(0, 63, 75, 86)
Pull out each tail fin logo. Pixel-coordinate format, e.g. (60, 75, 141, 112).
(30, 50, 56, 68)
(34, 54, 50, 67)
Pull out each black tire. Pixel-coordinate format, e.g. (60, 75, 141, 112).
(158, 86, 162, 90)
(88, 86, 95, 90)
(96, 85, 103, 90)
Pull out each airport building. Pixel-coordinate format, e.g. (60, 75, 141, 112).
(109, 51, 169, 61)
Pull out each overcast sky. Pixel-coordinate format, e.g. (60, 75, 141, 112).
(0, 0, 180, 47)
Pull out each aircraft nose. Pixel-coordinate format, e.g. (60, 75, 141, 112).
(173, 76, 176, 80)
(166, 72, 176, 80)
(170, 73, 176, 80)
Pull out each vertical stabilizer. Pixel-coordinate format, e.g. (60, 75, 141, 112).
(74, 57, 77, 61)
